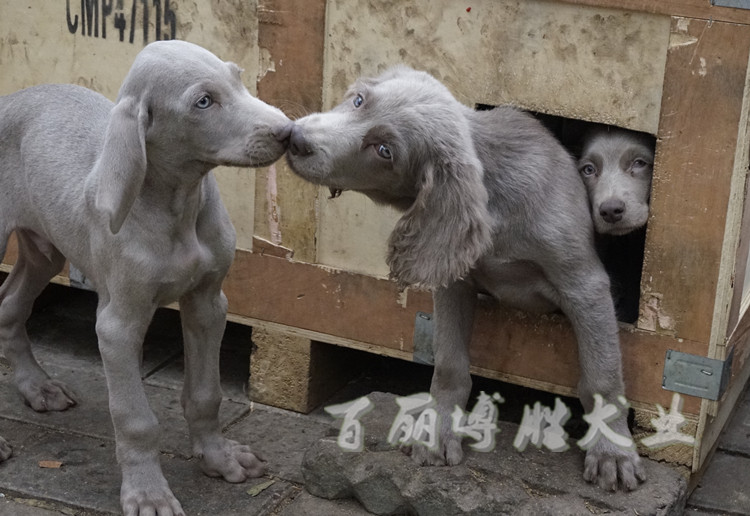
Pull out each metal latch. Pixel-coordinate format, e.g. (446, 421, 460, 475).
(712, 0, 750, 9)
(663, 348, 734, 401)
(413, 311, 435, 365)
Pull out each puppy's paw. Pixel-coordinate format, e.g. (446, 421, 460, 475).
(583, 438, 646, 491)
(0, 436, 12, 462)
(121, 471, 184, 516)
(406, 433, 464, 467)
(199, 438, 266, 482)
(21, 378, 77, 412)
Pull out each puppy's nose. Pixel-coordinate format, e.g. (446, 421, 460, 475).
(274, 122, 294, 143)
(599, 199, 625, 223)
(289, 125, 312, 156)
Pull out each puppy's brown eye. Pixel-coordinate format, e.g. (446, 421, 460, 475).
(195, 95, 213, 109)
(353, 94, 364, 108)
(376, 144, 392, 160)
(633, 158, 649, 168)
(580, 164, 596, 176)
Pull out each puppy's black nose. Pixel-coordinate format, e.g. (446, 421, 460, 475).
(274, 122, 294, 143)
(599, 199, 625, 223)
(289, 125, 312, 157)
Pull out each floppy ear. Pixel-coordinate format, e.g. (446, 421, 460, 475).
(92, 96, 149, 234)
(386, 146, 493, 289)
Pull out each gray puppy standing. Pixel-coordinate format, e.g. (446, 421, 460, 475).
(286, 66, 645, 491)
(0, 41, 290, 515)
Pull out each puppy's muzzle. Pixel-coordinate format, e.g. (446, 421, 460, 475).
(289, 125, 313, 157)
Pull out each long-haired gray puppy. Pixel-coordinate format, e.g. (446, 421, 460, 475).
(286, 66, 645, 491)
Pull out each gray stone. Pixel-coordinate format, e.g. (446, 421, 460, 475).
(716, 386, 750, 456)
(687, 451, 750, 515)
(0, 361, 249, 459)
(0, 419, 294, 516)
(226, 403, 331, 484)
(302, 392, 688, 516)
(0, 497, 67, 516)
(277, 489, 373, 516)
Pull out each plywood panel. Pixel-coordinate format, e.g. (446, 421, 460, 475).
(640, 18, 750, 344)
(324, 0, 669, 131)
(317, 0, 670, 276)
(0, 0, 264, 251)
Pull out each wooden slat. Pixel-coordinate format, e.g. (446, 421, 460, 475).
(640, 18, 750, 344)
(223, 245, 432, 352)
(2, 232, 18, 266)
(558, 0, 750, 25)
(224, 245, 703, 414)
(1, 232, 70, 279)
(255, 0, 326, 263)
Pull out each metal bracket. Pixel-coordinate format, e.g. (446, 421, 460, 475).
(712, 0, 750, 9)
(663, 348, 734, 401)
(413, 311, 434, 365)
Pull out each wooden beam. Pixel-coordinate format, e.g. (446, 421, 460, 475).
(640, 18, 750, 344)
(255, 0, 327, 263)
(557, 0, 750, 25)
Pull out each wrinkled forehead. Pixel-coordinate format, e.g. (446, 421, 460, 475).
(121, 40, 242, 96)
(345, 66, 454, 109)
(583, 132, 654, 161)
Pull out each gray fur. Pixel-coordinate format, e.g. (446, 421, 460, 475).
(286, 66, 645, 491)
(0, 40, 290, 515)
(578, 129, 654, 236)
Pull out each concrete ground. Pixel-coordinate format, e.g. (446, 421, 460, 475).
(0, 282, 748, 515)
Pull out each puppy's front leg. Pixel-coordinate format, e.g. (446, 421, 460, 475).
(179, 284, 265, 482)
(97, 300, 184, 516)
(410, 280, 476, 466)
(561, 268, 646, 491)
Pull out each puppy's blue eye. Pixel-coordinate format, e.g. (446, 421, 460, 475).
(376, 144, 392, 160)
(580, 164, 596, 176)
(353, 94, 364, 108)
(196, 95, 213, 109)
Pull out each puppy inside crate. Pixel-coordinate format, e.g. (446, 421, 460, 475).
(484, 107, 655, 324)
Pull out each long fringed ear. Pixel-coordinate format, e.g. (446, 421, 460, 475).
(386, 148, 493, 289)
(92, 96, 149, 234)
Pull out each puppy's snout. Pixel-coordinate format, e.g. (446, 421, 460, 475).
(599, 199, 626, 224)
(289, 125, 313, 157)
(274, 122, 294, 144)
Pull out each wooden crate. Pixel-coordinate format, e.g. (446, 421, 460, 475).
(3, 0, 750, 478)
(241, 0, 750, 478)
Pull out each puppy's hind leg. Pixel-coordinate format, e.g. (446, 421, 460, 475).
(0, 230, 77, 411)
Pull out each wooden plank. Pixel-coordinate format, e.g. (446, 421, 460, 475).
(2, 232, 18, 266)
(223, 245, 432, 352)
(470, 301, 704, 414)
(255, 0, 326, 263)
(557, 0, 750, 25)
(250, 326, 362, 412)
(639, 18, 750, 345)
(223, 246, 703, 413)
(1, 232, 70, 280)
